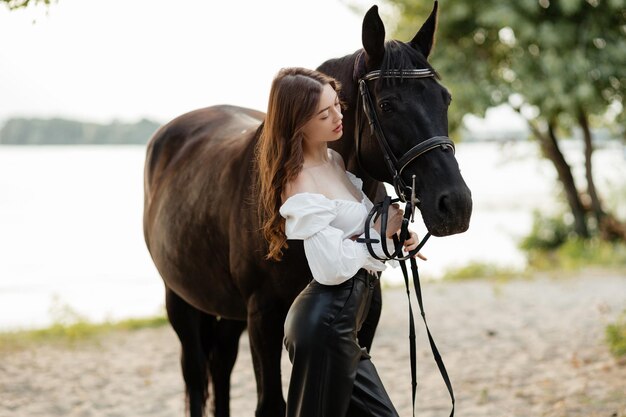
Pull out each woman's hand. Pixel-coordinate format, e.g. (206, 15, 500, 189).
(373, 203, 404, 238)
(371, 205, 427, 260)
(403, 231, 427, 260)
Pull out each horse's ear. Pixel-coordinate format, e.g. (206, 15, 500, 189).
(362, 5, 385, 67)
(410, 0, 438, 58)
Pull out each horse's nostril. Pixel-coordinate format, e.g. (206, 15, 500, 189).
(438, 193, 450, 215)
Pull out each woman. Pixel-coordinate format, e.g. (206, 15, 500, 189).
(255, 67, 425, 417)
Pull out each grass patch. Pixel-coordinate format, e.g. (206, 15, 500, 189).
(0, 297, 168, 349)
(606, 310, 626, 359)
(0, 315, 168, 349)
(524, 238, 626, 272)
(520, 209, 626, 273)
(441, 261, 526, 282)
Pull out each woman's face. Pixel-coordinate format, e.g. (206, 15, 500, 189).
(301, 83, 343, 145)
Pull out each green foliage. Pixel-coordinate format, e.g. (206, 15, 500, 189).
(520, 211, 626, 270)
(605, 310, 626, 358)
(519, 209, 574, 251)
(1, 0, 55, 10)
(442, 261, 525, 282)
(0, 117, 161, 145)
(381, 0, 625, 133)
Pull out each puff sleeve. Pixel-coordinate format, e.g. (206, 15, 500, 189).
(279, 193, 390, 285)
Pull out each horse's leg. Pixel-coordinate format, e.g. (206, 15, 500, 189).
(208, 318, 246, 417)
(357, 278, 382, 351)
(166, 287, 214, 417)
(247, 296, 287, 417)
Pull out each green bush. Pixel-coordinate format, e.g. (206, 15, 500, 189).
(606, 311, 626, 358)
(519, 210, 574, 252)
(520, 210, 626, 271)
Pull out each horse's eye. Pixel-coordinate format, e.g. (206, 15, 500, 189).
(379, 101, 393, 113)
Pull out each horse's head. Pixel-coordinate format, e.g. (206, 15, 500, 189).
(354, 2, 472, 237)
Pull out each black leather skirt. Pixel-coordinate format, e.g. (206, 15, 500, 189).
(284, 269, 399, 417)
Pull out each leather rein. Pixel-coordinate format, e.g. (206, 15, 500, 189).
(353, 63, 456, 417)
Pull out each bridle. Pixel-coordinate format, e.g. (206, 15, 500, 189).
(355, 68, 455, 204)
(353, 60, 456, 417)
(354, 66, 457, 260)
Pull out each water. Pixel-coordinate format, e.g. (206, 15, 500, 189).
(0, 142, 624, 331)
(0, 146, 163, 331)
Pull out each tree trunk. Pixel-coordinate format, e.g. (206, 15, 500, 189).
(545, 121, 590, 238)
(579, 109, 626, 241)
(511, 106, 590, 238)
(526, 119, 590, 238)
(578, 109, 605, 226)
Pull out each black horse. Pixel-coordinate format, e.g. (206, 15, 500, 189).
(143, 3, 472, 416)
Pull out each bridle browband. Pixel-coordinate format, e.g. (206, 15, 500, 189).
(353, 57, 456, 417)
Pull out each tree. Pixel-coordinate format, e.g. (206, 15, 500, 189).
(1, 0, 55, 10)
(381, 0, 625, 240)
(0, 117, 162, 145)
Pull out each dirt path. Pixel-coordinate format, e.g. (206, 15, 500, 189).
(1, 274, 624, 417)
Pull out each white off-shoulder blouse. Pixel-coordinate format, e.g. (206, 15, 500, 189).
(279, 170, 396, 285)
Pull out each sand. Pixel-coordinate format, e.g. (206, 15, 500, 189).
(1, 273, 625, 417)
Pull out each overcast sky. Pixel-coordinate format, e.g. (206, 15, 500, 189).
(0, 0, 524, 130)
(0, 0, 370, 124)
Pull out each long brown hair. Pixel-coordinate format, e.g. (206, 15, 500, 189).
(254, 67, 341, 262)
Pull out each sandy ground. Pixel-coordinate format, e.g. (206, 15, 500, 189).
(1, 273, 625, 417)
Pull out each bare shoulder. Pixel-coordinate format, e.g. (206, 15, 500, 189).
(281, 149, 346, 204)
(328, 148, 346, 170)
(282, 170, 317, 203)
